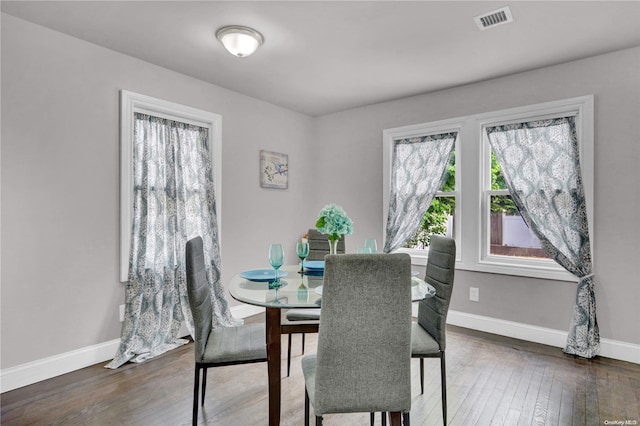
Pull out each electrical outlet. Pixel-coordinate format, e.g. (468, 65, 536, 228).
(119, 304, 125, 322)
(469, 287, 479, 302)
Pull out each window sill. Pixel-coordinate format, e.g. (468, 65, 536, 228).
(394, 247, 428, 266)
(468, 259, 576, 282)
(397, 248, 577, 282)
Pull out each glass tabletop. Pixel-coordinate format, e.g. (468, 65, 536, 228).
(228, 264, 435, 309)
(229, 265, 324, 309)
(311, 276, 434, 301)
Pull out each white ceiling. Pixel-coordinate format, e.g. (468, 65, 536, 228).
(3, 1, 640, 116)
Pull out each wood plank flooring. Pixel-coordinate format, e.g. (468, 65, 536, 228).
(2, 317, 639, 425)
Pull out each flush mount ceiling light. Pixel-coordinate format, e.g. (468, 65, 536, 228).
(216, 25, 264, 58)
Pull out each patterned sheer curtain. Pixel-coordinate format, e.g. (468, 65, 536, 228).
(107, 113, 239, 368)
(486, 116, 598, 358)
(384, 132, 456, 253)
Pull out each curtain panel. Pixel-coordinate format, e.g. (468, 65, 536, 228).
(107, 113, 239, 368)
(486, 116, 598, 358)
(384, 132, 456, 253)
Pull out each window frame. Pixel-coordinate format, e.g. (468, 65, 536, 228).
(120, 90, 222, 282)
(382, 118, 463, 266)
(383, 95, 593, 281)
(475, 97, 593, 281)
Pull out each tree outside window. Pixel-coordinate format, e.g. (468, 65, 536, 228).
(404, 151, 456, 248)
(488, 151, 549, 259)
(405, 150, 549, 260)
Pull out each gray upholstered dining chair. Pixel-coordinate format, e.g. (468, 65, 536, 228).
(284, 308, 320, 376)
(302, 253, 413, 426)
(306, 228, 345, 260)
(185, 237, 267, 426)
(411, 235, 456, 425)
(284, 229, 346, 376)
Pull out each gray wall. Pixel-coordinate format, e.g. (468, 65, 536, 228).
(311, 47, 640, 345)
(2, 13, 639, 372)
(1, 14, 316, 369)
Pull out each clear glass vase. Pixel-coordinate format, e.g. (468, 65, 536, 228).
(328, 238, 339, 255)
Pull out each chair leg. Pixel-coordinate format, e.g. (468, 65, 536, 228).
(192, 365, 200, 426)
(287, 334, 293, 377)
(420, 357, 425, 394)
(441, 352, 447, 425)
(315, 415, 323, 426)
(368, 411, 407, 425)
(389, 412, 401, 426)
(305, 388, 310, 426)
(302, 333, 306, 354)
(201, 368, 207, 406)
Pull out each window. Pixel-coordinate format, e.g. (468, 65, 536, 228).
(404, 150, 456, 250)
(383, 96, 593, 280)
(120, 90, 222, 282)
(485, 150, 550, 259)
(383, 119, 462, 265)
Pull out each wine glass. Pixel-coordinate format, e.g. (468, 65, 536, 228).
(297, 280, 309, 302)
(364, 239, 378, 254)
(268, 243, 285, 290)
(296, 241, 310, 273)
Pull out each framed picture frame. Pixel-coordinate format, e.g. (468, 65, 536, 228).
(260, 150, 288, 189)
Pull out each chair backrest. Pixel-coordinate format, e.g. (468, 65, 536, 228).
(307, 229, 345, 260)
(417, 235, 456, 351)
(314, 253, 412, 415)
(185, 236, 212, 363)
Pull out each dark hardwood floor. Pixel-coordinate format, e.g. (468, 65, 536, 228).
(2, 316, 639, 425)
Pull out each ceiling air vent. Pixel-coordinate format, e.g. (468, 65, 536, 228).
(474, 6, 513, 30)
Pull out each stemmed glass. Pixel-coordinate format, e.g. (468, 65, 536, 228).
(268, 243, 285, 291)
(296, 241, 310, 273)
(364, 239, 378, 254)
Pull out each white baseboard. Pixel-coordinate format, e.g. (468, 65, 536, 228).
(0, 338, 121, 394)
(4, 306, 635, 394)
(447, 310, 640, 364)
(0, 304, 265, 394)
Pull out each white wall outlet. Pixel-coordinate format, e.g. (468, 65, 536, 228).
(119, 304, 125, 322)
(469, 287, 480, 302)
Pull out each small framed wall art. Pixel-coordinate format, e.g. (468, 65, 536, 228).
(260, 150, 288, 189)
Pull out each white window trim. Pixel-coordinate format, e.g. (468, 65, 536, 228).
(383, 95, 593, 282)
(382, 118, 463, 266)
(119, 90, 222, 282)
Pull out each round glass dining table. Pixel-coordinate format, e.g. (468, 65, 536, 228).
(229, 265, 324, 309)
(228, 264, 435, 426)
(230, 265, 435, 308)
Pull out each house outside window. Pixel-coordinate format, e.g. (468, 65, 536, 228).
(485, 151, 549, 260)
(383, 95, 593, 281)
